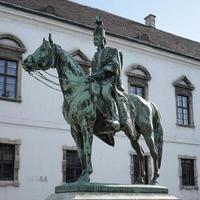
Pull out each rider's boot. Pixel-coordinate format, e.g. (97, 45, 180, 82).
(105, 99, 120, 131)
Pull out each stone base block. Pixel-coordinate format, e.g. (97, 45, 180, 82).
(45, 183, 180, 200)
(46, 192, 180, 200)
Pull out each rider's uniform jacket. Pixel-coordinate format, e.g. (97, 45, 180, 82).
(91, 46, 124, 93)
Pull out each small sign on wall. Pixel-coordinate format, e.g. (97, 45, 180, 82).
(27, 176, 48, 182)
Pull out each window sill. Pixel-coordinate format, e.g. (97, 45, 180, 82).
(0, 97, 22, 103)
(176, 123, 195, 128)
(180, 185, 198, 190)
(0, 180, 19, 187)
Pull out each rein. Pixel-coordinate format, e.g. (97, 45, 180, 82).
(43, 71, 90, 84)
(29, 71, 92, 92)
(28, 72, 62, 92)
(27, 42, 110, 93)
(27, 43, 91, 91)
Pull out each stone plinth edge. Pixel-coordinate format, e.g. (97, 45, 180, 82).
(46, 192, 180, 200)
(55, 183, 168, 194)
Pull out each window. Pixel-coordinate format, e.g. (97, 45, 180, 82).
(181, 159, 195, 186)
(70, 49, 91, 75)
(177, 95, 189, 125)
(126, 64, 151, 99)
(0, 138, 20, 187)
(62, 147, 82, 183)
(129, 85, 144, 97)
(130, 153, 151, 184)
(178, 156, 198, 190)
(173, 76, 195, 127)
(0, 34, 26, 102)
(0, 59, 18, 99)
(0, 144, 15, 181)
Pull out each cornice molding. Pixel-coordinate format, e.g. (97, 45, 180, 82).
(1, 5, 200, 67)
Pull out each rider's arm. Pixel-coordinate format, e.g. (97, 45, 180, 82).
(90, 48, 120, 80)
(102, 48, 120, 77)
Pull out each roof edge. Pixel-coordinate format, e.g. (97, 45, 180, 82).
(1, 1, 200, 62)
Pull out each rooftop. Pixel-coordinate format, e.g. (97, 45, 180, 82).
(1, 0, 200, 61)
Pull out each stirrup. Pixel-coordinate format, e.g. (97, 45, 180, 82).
(105, 119, 120, 131)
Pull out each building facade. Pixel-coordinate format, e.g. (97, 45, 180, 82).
(0, 1, 200, 200)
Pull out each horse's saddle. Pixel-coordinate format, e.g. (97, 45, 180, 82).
(90, 82, 101, 97)
(89, 82, 132, 147)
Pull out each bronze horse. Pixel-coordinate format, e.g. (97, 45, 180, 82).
(23, 35, 163, 184)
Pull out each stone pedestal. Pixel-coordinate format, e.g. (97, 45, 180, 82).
(45, 183, 180, 200)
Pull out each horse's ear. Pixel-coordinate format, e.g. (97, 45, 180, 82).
(43, 37, 45, 43)
(49, 33, 53, 44)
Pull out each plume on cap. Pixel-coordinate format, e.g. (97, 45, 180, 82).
(93, 16, 106, 38)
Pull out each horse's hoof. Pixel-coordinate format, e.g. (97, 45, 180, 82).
(156, 172, 160, 178)
(136, 178, 145, 184)
(150, 179, 158, 185)
(76, 174, 90, 183)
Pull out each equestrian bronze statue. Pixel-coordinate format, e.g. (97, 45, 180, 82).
(22, 17, 163, 185)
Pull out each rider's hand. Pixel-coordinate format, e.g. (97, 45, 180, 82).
(88, 75, 95, 82)
(88, 73, 100, 82)
(89, 71, 104, 81)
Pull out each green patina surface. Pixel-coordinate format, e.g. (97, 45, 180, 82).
(22, 16, 164, 185)
(55, 182, 168, 194)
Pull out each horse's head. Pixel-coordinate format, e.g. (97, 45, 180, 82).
(23, 34, 55, 72)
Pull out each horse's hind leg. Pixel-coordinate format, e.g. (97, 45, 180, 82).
(123, 125, 145, 184)
(142, 126, 159, 184)
(132, 140, 146, 184)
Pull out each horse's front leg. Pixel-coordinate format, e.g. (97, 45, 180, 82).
(77, 118, 93, 183)
(70, 126, 87, 178)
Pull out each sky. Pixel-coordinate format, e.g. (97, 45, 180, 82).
(72, 0, 200, 43)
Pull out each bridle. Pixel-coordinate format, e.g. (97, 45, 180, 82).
(28, 42, 91, 92)
(45, 42, 56, 69)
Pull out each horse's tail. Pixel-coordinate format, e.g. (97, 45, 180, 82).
(150, 102, 163, 169)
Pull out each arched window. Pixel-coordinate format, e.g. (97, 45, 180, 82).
(70, 49, 91, 75)
(0, 34, 26, 102)
(126, 64, 151, 99)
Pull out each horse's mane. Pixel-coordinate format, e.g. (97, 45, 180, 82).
(56, 44, 86, 78)
(67, 54, 86, 77)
